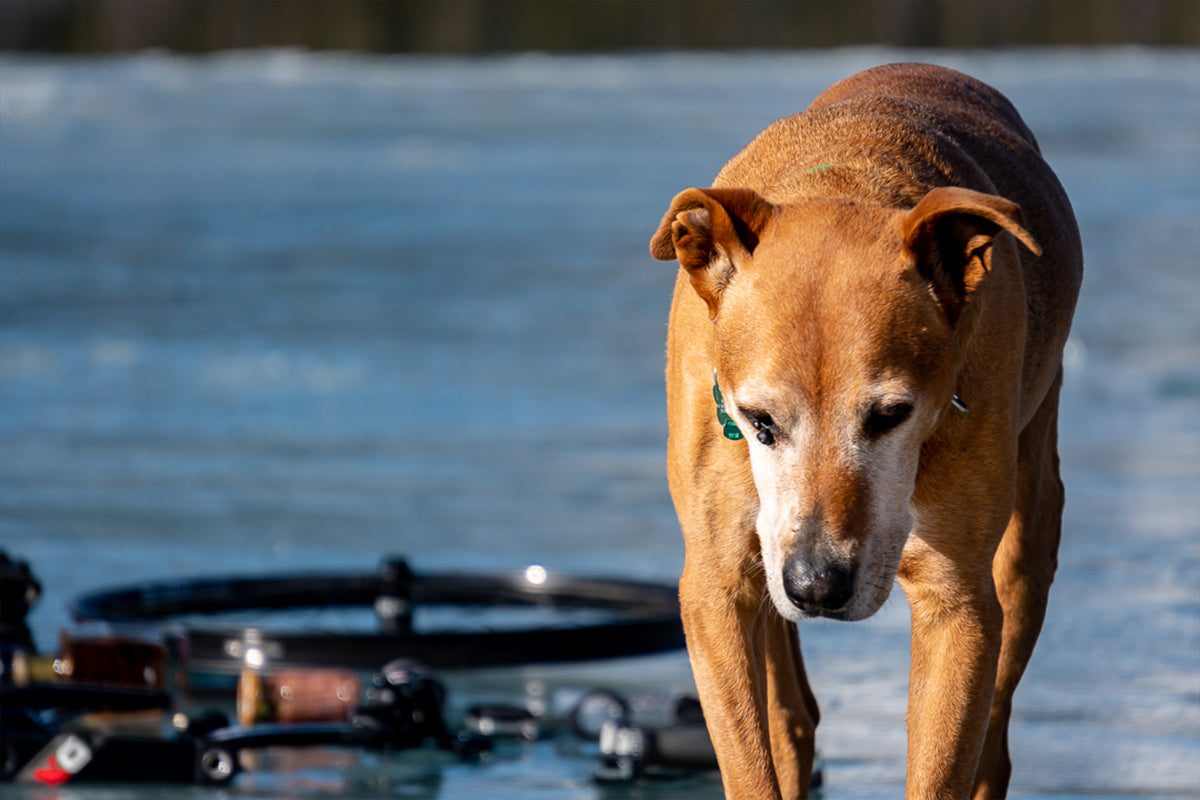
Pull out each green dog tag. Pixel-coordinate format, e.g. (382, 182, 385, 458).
(712, 377, 743, 441)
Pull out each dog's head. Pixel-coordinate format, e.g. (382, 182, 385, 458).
(651, 186, 1039, 621)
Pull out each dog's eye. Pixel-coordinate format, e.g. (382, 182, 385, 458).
(740, 409, 776, 446)
(864, 401, 913, 438)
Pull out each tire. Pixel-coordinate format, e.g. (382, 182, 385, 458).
(71, 558, 684, 672)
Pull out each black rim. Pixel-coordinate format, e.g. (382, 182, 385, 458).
(70, 558, 684, 671)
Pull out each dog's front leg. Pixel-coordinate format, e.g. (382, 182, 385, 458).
(764, 613, 820, 798)
(680, 557, 784, 799)
(900, 546, 1004, 800)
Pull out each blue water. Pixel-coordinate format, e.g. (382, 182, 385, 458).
(1, 48, 1197, 798)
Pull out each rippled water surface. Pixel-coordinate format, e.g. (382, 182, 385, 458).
(1, 48, 1198, 799)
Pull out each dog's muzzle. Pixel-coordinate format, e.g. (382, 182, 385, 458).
(782, 554, 856, 617)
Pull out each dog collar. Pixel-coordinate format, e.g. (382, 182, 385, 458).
(712, 372, 744, 441)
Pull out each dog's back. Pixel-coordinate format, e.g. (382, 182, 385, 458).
(718, 66, 1072, 240)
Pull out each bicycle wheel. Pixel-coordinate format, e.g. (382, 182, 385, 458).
(70, 558, 685, 673)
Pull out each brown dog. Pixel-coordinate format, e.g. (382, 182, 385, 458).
(650, 64, 1081, 799)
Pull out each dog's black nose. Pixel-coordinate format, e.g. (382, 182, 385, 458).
(782, 556, 855, 615)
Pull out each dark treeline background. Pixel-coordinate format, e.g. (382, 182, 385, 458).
(2, 0, 1198, 53)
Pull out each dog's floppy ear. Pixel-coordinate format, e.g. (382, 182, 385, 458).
(649, 187, 776, 318)
(901, 186, 1041, 325)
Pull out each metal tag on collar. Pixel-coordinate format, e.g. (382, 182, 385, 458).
(712, 371, 744, 441)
